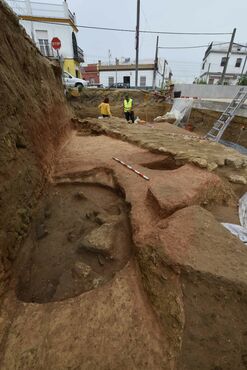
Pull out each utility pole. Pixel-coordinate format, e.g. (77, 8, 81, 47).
(240, 53, 247, 78)
(206, 63, 211, 84)
(115, 58, 118, 86)
(219, 28, 236, 85)
(161, 59, 167, 90)
(135, 0, 140, 88)
(152, 36, 159, 90)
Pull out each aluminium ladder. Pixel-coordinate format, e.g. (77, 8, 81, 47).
(205, 87, 247, 142)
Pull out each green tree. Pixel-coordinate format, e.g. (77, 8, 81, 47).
(238, 75, 247, 86)
(196, 78, 207, 85)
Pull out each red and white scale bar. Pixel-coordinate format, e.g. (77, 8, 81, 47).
(112, 157, 150, 181)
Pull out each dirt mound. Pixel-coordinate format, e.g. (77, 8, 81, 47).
(0, 2, 71, 294)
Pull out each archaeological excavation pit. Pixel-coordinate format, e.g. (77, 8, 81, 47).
(15, 180, 133, 304)
(139, 155, 184, 171)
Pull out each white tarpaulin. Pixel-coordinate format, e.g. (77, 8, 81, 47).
(239, 192, 247, 229)
(222, 192, 247, 245)
(154, 98, 193, 126)
(222, 223, 247, 244)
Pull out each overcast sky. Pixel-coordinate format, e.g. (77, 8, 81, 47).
(67, 0, 246, 82)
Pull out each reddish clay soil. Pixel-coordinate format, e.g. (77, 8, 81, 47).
(2, 1, 247, 368)
(1, 130, 246, 369)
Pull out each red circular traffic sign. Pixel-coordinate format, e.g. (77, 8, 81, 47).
(51, 37, 61, 50)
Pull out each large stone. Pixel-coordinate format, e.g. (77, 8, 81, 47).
(73, 261, 92, 279)
(226, 157, 245, 169)
(191, 157, 208, 168)
(148, 165, 233, 217)
(79, 223, 116, 255)
(228, 174, 247, 185)
(207, 162, 218, 172)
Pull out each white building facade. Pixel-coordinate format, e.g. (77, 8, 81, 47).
(199, 42, 247, 85)
(98, 59, 166, 88)
(5, 0, 84, 77)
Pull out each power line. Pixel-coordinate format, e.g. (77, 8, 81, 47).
(77, 25, 232, 36)
(20, 18, 232, 36)
(159, 42, 229, 50)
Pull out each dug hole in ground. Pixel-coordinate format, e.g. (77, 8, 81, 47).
(1, 2, 247, 369)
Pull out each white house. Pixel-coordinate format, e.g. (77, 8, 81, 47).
(98, 58, 167, 89)
(5, 0, 84, 77)
(199, 42, 247, 85)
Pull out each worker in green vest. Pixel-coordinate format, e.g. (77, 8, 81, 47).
(123, 95, 135, 123)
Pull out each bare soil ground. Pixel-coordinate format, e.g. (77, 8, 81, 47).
(71, 89, 247, 148)
(1, 130, 247, 369)
(2, 3, 247, 368)
(16, 183, 133, 303)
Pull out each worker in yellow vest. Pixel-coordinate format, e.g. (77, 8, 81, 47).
(123, 95, 134, 123)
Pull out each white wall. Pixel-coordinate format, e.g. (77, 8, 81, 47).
(200, 51, 247, 84)
(174, 84, 247, 99)
(21, 20, 74, 58)
(99, 69, 162, 88)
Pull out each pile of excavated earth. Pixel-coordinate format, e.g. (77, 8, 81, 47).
(1, 2, 247, 369)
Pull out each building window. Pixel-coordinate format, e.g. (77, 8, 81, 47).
(202, 62, 205, 70)
(36, 30, 52, 57)
(140, 76, 146, 87)
(108, 77, 114, 86)
(38, 39, 50, 57)
(235, 58, 242, 67)
(221, 57, 227, 67)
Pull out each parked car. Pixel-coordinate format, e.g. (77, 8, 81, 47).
(109, 82, 130, 89)
(63, 71, 88, 88)
(87, 83, 105, 88)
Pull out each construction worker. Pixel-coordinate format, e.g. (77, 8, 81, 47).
(123, 95, 134, 123)
(98, 97, 112, 118)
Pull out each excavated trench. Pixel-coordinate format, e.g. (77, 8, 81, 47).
(71, 91, 247, 149)
(2, 2, 247, 367)
(139, 155, 184, 170)
(15, 170, 134, 303)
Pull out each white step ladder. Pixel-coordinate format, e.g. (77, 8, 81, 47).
(205, 87, 247, 142)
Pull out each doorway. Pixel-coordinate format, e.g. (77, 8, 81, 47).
(123, 76, 130, 87)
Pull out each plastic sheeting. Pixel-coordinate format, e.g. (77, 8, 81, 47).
(239, 192, 247, 229)
(222, 224, 247, 244)
(222, 192, 247, 245)
(220, 140, 247, 156)
(173, 98, 194, 127)
(154, 98, 193, 126)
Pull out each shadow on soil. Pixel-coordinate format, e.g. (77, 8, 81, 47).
(140, 156, 184, 171)
(15, 169, 133, 304)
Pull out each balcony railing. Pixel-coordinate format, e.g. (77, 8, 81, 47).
(6, 0, 75, 22)
(77, 46, 84, 63)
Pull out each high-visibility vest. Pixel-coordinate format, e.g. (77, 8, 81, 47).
(124, 98, 133, 112)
